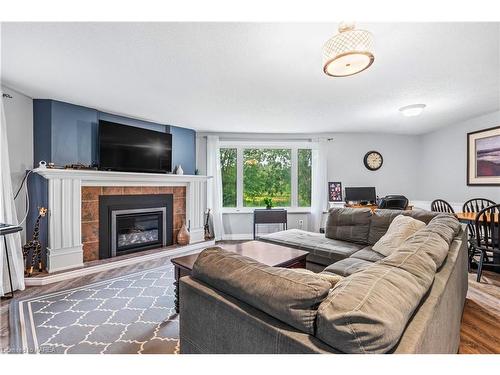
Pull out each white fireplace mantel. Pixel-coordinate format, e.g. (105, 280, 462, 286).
(33, 168, 212, 273)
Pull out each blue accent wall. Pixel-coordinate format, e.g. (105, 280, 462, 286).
(33, 99, 196, 174)
(33, 100, 52, 166)
(26, 172, 48, 266)
(170, 125, 196, 175)
(51, 101, 98, 166)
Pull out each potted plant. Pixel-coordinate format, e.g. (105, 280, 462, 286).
(263, 197, 273, 210)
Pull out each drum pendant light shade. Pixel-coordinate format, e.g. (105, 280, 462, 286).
(323, 22, 375, 77)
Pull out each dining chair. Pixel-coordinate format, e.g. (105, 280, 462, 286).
(471, 203, 500, 282)
(462, 198, 496, 271)
(430, 199, 455, 214)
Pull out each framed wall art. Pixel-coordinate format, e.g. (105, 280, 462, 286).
(467, 125, 500, 185)
(328, 182, 343, 202)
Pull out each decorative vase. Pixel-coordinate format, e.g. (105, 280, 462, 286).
(266, 205, 272, 210)
(177, 220, 190, 245)
(176, 164, 184, 175)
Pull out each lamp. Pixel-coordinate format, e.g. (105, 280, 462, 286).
(323, 22, 375, 77)
(399, 104, 426, 117)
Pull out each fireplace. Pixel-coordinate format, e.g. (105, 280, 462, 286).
(112, 207, 166, 256)
(99, 194, 173, 259)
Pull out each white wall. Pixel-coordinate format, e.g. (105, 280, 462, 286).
(197, 132, 421, 238)
(417, 110, 500, 204)
(326, 133, 420, 199)
(2, 86, 34, 240)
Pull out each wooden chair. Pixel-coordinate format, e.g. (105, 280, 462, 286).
(471, 204, 500, 282)
(462, 198, 496, 271)
(431, 199, 455, 214)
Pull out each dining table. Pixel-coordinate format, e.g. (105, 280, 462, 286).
(455, 212, 500, 224)
(456, 211, 500, 268)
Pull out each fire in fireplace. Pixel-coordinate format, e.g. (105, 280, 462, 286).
(112, 207, 166, 256)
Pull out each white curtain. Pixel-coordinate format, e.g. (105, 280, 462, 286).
(206, 135, 224, 241)
(0, 97, 25, 296)
(311, 138, 329, 232)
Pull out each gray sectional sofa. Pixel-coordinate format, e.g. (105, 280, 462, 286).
(179, 208, 468, 354)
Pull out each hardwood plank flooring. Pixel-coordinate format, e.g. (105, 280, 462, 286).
(1, 242, 499, 354)
(459, 270, 500, 354)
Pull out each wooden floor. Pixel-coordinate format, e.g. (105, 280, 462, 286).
(1, 245, 499, 354)
(459, 270, 500, 354)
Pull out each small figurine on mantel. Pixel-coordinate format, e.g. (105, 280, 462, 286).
(23, 207, 48, 277)
(175, 165, 184, 175)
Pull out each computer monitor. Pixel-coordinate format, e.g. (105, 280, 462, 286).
(344, 187, 377, 203)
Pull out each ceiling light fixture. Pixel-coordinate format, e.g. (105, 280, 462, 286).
(323, 22, 375, 77)
(399, 104, 426, 117)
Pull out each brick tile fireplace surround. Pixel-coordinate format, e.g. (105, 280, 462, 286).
(32, 168, 210, 273)
(81, 186, 186, 262)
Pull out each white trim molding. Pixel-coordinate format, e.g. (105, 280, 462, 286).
(25, 239, 216, 286)
(34, 168, 212, 272)
(218, 141, 316, 212)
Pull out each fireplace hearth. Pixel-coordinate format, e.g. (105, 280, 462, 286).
(99, 194, 173, 259)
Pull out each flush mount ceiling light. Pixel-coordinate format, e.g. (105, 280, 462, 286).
(399, 104, 427, 117)
(322, 22, 375, 77)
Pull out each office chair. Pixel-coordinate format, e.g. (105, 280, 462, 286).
(378, 195, 409, 210)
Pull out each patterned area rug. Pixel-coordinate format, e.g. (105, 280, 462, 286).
(10, 265, 179, 354)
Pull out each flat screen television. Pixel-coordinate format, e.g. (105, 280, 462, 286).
(98, 120, 172, 173)
(344, 187, 377, 203)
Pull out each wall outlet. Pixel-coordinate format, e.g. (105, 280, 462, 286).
(298, 219, 304, 229)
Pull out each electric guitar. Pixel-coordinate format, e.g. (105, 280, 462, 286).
(204, 209, 212, 240)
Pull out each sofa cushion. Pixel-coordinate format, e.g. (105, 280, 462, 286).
(315, 213, 461, 353)
(325, 207, 372, 244)
(192, 247, 331, 334)
(321, 258, 373, 277)
(387, 213, 461, 269)
(372, 215, 426, 256)
(261, 229, 364, 263)
(367, 209, 440, 245)
(293, 268, 344, 288)
(350, 246, 385, 262)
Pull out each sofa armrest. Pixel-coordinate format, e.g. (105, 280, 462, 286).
(179, 276, 339, 354)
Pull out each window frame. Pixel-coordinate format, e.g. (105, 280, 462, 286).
(219, 140, 317, 213)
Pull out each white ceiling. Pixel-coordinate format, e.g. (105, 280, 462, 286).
(1, 22, 499, 134)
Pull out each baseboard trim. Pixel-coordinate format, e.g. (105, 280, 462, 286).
(25, 240, 215, 286)
(222, 234, 253, 241)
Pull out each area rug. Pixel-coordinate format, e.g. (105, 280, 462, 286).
(9, 265, 179, 354)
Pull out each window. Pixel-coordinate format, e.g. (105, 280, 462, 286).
(297, 149, 312, 207)
(219, 142, 315, 210)
(243, 149, 291, 207)
(220, 148, 237, 207)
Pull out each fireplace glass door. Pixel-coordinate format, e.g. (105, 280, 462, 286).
(111, 207, 166, 256)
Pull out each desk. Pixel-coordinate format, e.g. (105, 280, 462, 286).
(253, 209, 287, 239)
(344, 203, 413, 211)
(0, 223, 22, 299)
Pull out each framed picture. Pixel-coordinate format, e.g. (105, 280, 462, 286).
(467, 125, 500, 185)
(328, 182, 343, 202)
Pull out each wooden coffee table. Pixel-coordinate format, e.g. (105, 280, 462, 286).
(171, 240, 308, 313)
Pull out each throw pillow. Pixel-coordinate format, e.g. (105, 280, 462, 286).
(372, 215, 426, 256)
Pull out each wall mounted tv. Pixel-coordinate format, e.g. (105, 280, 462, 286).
(98, 120, 172, 173)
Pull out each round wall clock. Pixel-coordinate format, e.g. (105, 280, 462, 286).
(364, 151, 383, 171)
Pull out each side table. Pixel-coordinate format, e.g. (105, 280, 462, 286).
(253, 209, 287, 239)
